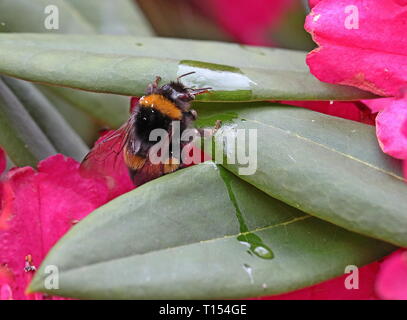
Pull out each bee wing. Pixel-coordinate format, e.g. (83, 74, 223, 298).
(80, 118, 134, 179)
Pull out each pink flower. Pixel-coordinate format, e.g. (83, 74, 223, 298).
(376, 250, 407, 300)
(305, 0, 407, 96)
(362, 92, 407, 181)
(305, 1, 407, 175)
(367, 94, 407, 160)
(281, 100, 375, 124)
(259, 263, 380, 300)
(0, 150, 134, 299)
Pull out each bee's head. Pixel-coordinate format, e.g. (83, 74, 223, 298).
(159, 72, 211, 110)
(160, 81, 194, 104)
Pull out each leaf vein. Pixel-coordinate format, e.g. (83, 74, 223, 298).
(245, 118, 404, 181)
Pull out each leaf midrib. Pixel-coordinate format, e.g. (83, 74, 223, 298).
(244, 118, 404, 181)
(49, 215, 310, 276)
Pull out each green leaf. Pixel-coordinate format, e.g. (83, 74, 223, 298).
(36, 86, 100, 146)
(68, 0, 154, 36)
(0, 79, 56, 166)
(2, 76, 88, 161)
(0, 0, 95, 34)
(38, 85, 129, 128)
(136, 0, 230, 41)
(0, 34, 375, 101)
(29, 163, 394, 299)
(0, 0, 153, 36)
(194, 102, 407, 247)
(0, 0, 150, 129)
(269, 1, 315, 51)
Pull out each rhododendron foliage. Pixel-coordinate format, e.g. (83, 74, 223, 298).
(254, 98, 378, 301)
(309, 0, 322, 8)
(1, 0, 406, 302)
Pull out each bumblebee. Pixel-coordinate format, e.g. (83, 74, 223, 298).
(81, 73, 213, 186)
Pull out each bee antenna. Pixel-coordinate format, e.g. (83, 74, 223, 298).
(192, 87, 212, 95)
(192, 87, 212, 92)
(177, 71, 196, 81)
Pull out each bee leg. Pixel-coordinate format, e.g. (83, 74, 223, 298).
(214, 120, 222, 132)
(146, 76, 162, 94)
(190, 109, 198, 120)
(194, 120, 222, 139)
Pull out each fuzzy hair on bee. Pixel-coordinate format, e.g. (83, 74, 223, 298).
(81, 73, 212, 186)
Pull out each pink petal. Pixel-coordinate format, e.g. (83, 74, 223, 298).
(362, 98, 389, 113)
(375, 96, 407, 159)
(0, 154, 120, 299)
(281, 100, 362, 122)
(0, 284, 13, 300)
(376, 250, 407, 300)
(36, 155, 111, 252)
(193, 0, 295, 45)
(0, 147, 5, 176)
(256, 263, 380, 300)
(305, 0, 407, 96)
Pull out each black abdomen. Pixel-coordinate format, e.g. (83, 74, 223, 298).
(135, 106, 172, 143)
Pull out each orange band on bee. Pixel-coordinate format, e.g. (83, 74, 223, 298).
(163, 157, 180, 174)
(123, 150, 146, 170)
(139, 94, 182, 120)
